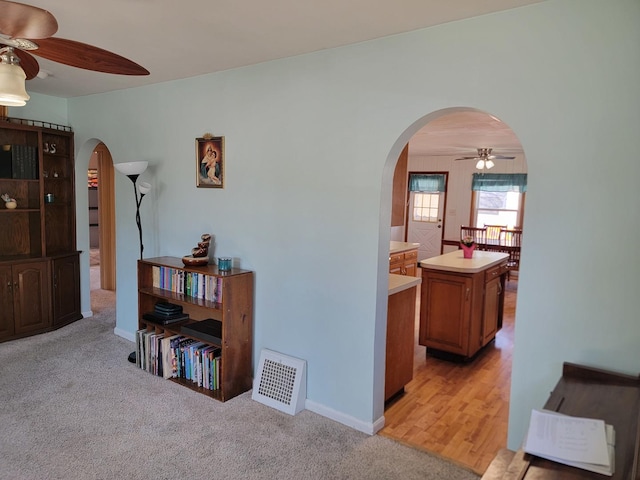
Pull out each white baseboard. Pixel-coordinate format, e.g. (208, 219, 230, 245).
(114, 327, 136, 343)
(305, 399, 385, 435)
(82, 310, 93, 318)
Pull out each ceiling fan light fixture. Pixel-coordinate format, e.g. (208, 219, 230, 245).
(485, 159, 495, 169)
(476, 159, 485, 170)
(0, 48, 29, 107)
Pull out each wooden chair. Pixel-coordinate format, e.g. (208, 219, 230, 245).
(483, 224, 506, 251)
(500, 228, 522, 280)
(460, 226, 486, 250)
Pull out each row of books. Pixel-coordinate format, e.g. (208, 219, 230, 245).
(0, 144, 38, 179)
(135, 328, 222, 391)
(152, 265, 223, 303)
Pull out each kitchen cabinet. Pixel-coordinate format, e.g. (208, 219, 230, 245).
(419, 250, 508, 360)
(389, 241, 419, 276)
(386, 274, 421, 402)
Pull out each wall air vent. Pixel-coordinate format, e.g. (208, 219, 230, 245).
(252, 349, 306, 415)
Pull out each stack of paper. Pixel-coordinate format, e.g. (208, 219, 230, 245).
(523, 409, 615, 476)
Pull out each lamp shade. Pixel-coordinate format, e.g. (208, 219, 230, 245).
(138, 182, 151, 195)
(114, 161, 148, 176)
(485, 159, 495, 169)
(0, 62, 29, 107)
(476, 160, 485, 170)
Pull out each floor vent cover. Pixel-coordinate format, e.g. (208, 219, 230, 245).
(252, 349, 306, 415)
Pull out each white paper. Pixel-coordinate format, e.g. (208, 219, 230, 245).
(523, 409, 613, 475)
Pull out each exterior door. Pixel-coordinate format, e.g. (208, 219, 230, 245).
(407, 191, 445, 261)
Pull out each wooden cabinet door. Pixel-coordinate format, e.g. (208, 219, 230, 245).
(0, 266, 15, 339)
(13, 261, 51, 335)
(389, 253, 404, 275)
(419, 271, 472, 356)
(52, 254, 82, 327)
(404, 250, 418, 277)
(482, 276, 501, 346)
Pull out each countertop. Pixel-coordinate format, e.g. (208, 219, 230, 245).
(390, 241, 420, 255)
(388, 273, 421, 295)
(419, 250, 508, 274)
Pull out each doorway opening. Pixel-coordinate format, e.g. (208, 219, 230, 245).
(379, 108, 526, 475)
(88, 143, 116, 301)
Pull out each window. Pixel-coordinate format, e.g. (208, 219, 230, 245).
(475, 191, 522, 228)
(471, 173, 526, 229)
(413, 192, 440, 223)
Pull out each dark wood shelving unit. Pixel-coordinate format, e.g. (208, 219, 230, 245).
(0, 118, 82, 342)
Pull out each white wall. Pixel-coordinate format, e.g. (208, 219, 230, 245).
(23, 0, 640, 449)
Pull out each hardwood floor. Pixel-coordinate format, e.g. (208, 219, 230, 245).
(380, 277, 517, 475)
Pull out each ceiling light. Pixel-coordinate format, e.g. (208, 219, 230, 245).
(476, 160, 485, 170)
(0, 47, 29, 107)
(485, 159, 495, 169)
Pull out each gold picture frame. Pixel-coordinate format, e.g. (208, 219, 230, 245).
(196, 134, 224, 188)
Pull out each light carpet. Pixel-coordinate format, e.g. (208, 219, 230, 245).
(0, 288, 480, 480)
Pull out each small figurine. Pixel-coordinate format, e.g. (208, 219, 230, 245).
(1, 193, 17, 209)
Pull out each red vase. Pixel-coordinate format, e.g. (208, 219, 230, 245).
(461, 244, 475, 259)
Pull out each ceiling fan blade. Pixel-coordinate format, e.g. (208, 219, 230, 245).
(0, 0, 58, 39)
(488, 155, 516, 160)
(31, 37, 149, 75)
(455, 156, 479, 161)
(12, 46, 39, 79)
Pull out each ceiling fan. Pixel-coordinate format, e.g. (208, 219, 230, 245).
(455, 148, 515, 170)
(0, 0, 149, 106)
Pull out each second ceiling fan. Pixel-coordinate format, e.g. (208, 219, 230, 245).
(455, 148, 515, 170)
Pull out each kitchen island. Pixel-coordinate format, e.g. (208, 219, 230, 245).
(419, 250, 508, 360)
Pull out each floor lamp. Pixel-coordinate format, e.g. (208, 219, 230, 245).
(114, 161, 151, 365)
(114, 161, 151, 260)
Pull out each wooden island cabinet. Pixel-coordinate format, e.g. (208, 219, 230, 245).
(419, 250, 508, 360)
(0, 118, 82, 343)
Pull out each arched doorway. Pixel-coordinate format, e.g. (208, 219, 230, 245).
(89, 143, 116, 291)
(380, 107, 526, 474)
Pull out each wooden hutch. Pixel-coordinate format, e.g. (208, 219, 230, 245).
(0, 116, 82, 342)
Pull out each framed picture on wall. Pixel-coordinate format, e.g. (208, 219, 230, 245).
(196, 135, 224, 188)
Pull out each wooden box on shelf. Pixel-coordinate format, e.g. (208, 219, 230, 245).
(137, 256, 254, 402)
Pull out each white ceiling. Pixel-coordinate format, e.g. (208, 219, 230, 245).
(409, 110, 524, 158)
(7, 0, 536, 156)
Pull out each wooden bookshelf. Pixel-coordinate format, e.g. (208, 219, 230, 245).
(0, 119, 81, 343)
(137, 256, 254, 402)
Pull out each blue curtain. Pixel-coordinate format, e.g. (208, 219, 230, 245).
(472, 173, 527, 193)
(408, 174, 446, 192)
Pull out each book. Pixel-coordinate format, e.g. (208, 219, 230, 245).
(523, 409, 615, 476)
(181, 318, 222, 345)
(142, 312, 190, 325)
(154, 301, 183, 315)
(161, 335, 182, 379)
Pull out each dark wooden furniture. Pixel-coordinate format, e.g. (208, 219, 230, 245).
(137, 256, 254, 402)
(500, 228, 521, 280)
(483, 362, 640, 479)
(419, 251, 508, 360)
(0, 119, 82, 343)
